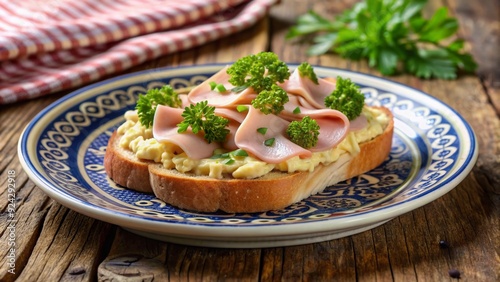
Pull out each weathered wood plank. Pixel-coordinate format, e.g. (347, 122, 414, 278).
(100, 232, 262, 281)
(0, 178, 51, 282)
(164, 243, 262, 281)
(13, 204, 114, 281)
(259, 247, 284, 281)
(98, 228, 169, 281)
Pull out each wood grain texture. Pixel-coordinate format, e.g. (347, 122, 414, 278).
(0, 0, 498, 281)
(98, 229, 168, 281)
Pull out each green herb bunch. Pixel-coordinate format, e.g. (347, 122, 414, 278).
(251, 84, 289, 115)
(286, 116, 320, 149)
(227, 52, 290, 93)
(177, 101, 230, 143)
(297, 62, 319, 84)
(286, 0, 477, 79)
(228, 52, 292, 115)
(136, 85, 182, 128)
(325, 76, 365, 120)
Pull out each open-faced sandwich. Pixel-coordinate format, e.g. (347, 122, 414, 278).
(104, 52, 394, 213)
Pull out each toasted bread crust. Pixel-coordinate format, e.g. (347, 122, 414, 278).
(104, 107, 393, 213)
(104, 132, 153, 193)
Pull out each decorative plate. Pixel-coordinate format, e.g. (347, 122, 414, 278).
(18, 64, 477, 248)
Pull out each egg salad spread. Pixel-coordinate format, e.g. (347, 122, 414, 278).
(117, 107, 389, 179)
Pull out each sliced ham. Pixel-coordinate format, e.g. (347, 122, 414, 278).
(152, 105, 220, 159)
(224, 121, 240, 151)
(285, 92, 367, 131)
(152, 67, 362, 162)
(179, 94, 190, 108)
(187, 66, 257, 107)
(214, 107, 249, 150)
(279, 68, 336, 109)
(234, 107, 312, 163)
(297, 96, 317, 109)
(349, 114, 368, 131)
(281, 99, 350, 152)
(214, 107, 248, 123)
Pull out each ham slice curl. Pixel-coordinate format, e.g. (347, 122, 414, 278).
(152, 105, 220, 159)
(187, 66, 257, 107)
(234, 107, 312, 163)
(282, 96, 350, 152)
(279, 68, 336, 109)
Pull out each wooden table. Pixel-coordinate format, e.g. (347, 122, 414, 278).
(1, 0, 498, 281)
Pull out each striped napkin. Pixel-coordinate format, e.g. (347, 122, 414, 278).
(0, 0, 277, 104)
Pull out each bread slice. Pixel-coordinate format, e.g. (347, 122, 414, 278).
(104, 132, 154, 193)
(104, 107, 393, 213)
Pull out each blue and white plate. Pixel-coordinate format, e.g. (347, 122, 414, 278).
(18, 64, 477, 248)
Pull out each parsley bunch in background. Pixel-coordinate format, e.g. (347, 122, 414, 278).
(286, 0, 477, 79)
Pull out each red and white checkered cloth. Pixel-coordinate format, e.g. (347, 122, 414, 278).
(0, 0, 277, 104)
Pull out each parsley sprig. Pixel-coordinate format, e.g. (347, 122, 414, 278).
(286, 116, 320, 149)
(227, 52, 292, 115)
(251, 84, 289, 115)
(324, 76, 365, 120)
(177, 101, 230, 143)
(227, 52, 290, 93)
(297, 62, 319, 84)
(136, 85, 182, 128)
(286, 0, 477, 79)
